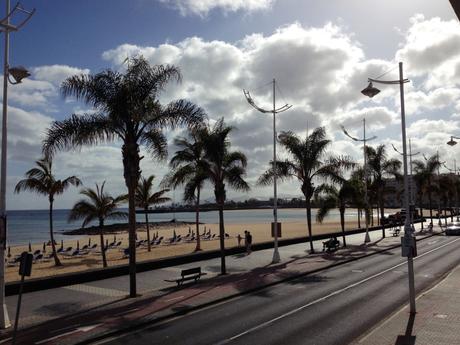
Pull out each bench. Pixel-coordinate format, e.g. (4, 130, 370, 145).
(165, 267, 207, 287)
(322, 238, 340, 253)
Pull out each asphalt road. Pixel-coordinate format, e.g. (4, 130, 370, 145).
(94, 235, 460, 345)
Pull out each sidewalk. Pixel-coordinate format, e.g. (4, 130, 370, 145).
(351, 260, 460, 345)
(0, 224, 443, 344)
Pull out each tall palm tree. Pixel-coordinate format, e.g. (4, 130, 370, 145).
(42, 57, 205, 297)
(315, 180, 356, 247)
(258, 127, 354, 253)
(365, 145, 401, 235)
(14, 157, 81, 266)
(201, 118, 250, 274)
(135, 175, 170, 252)
(349, 167, 366, 228)
(164, 129, 206, 252)
(68, 182, 127, 267)
(413, 154, 441, 225)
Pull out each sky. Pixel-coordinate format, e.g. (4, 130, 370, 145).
(2, 0, 460, 210)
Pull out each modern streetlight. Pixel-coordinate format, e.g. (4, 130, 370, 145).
(243, 80, 292, 264)
(341, 119, 376, 243)
(443, 160, 460, 222)
(447, 135, 460, 146)
(362, 61, 417, 314)
(0, 0, 35, 329)
(392, 138, 420, 231)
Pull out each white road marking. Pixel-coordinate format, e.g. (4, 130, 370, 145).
(352, 270, 363, 273)
(215, 237, 460, 345)
(164, 296, 185, 302)
(35, 324, 101, 344)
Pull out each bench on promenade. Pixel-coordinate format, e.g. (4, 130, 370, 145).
(164, 267, 207, 287)
(322, 238, 340, 253)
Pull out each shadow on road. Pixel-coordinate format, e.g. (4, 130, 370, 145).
(394, 312, 416, 345)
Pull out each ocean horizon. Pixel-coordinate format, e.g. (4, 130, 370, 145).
(5, 208, 363, 246)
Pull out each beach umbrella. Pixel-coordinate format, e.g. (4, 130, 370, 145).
(77, 240, 80, 250)
(28, 242, 31, 252)
(7, 246, 10, 258)
(43, 242, 46, 253)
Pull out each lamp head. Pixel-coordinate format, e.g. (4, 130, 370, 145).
(8, 66, 30, 84)
(361, 82, 380, 98)
(447, 136, 458, 146)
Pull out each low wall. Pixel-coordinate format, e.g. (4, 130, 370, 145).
(5, 218, 427, 295)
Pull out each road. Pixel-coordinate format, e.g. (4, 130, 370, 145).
(94, 235, 460, 345)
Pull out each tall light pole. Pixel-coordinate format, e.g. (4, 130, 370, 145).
(362, 61, 416, 314)
(393, 138, 420, 231)
(447, 136, 460, 221)
(243, 80, 292, 263)
(0, 1, 35, 329)
(341, 119, 376, 243)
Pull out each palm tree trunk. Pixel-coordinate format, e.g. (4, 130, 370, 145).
(357, 208, 361, 228)
(419, 196, 424, 230)
(428, 188, 433, 224)
(145, 211, 151, 252)
(99, 219, 107, 268)
(218, 201, 226, 275)
(123, 138, 140, 298)
(49, 198, 61, 266)
(379, 194, 385, 238)
(194, 187, 202, 252)
(305, 197, 314, 253)
(340, 206, 346, 247)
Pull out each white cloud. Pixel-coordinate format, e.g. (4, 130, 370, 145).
(32, 65, 90, 86)
(158, 0, 275, 16)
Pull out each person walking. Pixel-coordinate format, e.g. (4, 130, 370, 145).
(237, 234, 242, 247)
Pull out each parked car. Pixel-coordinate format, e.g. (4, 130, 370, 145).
(445, 222, 460, 235)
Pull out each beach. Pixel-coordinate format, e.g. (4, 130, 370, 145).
(5, 217, 373, 283)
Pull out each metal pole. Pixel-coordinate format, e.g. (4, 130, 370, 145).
(0, 0, 11, 329)
(436, 151, 444, 226)
(272, 79, 280, 263)
(363, 118, 371, 243)
(399, 62, 416, 314)
(409, 139, 414, 232)
(456, 159, 459, 221)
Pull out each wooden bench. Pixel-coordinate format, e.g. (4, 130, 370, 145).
(322, 238, 340, 253)
(165, 267, 207, 286)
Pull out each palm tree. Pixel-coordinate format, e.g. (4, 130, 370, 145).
(315, 180, 356, 247)
(42, 57, 205, 297)
(413, 154, 441, 225)
(14, 157, 81, 266)
(349, 167, 366, 228)
(258, 127, 354, 253)
(164, 129, 206, 252)
(68, 182, 127, 267)
(135, 175, 170, 252)
(365, 145, 401, 235)
(201, 118, 250, 274)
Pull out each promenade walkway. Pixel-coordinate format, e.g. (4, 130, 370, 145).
(0, 223, 448, 344)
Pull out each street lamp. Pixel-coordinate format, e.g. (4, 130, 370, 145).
(243, 80, 292, 263)
(392, 138, 420, 231)
(0, 0, 35, 329)
(341, 119, 376, 243)
(447, 135, 460, 146)
(362, 61, 416, 314)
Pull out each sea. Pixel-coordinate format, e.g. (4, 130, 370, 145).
(6, 208, 360, 245)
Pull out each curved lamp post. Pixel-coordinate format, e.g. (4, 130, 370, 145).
(341, 119, 376, 243)
(362, 61, 416, 314)
(392, 139, 420, 231)
(0, 0, 35, 329)
(243, 79, 292, 263)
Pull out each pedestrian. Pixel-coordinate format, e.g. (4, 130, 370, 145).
(244, 230, 248, 252)
(247, 231, 252, 254)
(237, 234, 242, 247)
